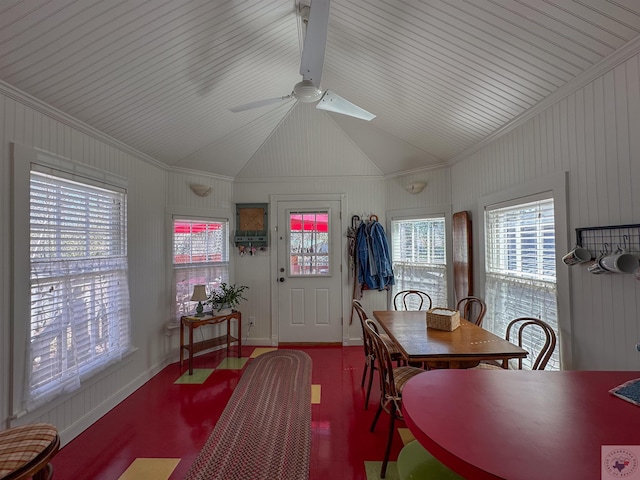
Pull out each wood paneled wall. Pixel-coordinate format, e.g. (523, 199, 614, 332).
(450, 53, 640, 370)
(2, 44, 639, 451)
(0, 89, 170, 442)
(233, 176, 389, 345)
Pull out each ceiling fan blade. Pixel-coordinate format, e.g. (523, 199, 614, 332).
(299, 0, 330, 87)
(229, 95, 293, 112)
(316, 90, 376, 121)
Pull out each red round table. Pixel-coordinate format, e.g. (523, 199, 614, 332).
(402, 369, 640, 480)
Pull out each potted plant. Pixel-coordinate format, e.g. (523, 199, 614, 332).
(207, 282, 249, 314)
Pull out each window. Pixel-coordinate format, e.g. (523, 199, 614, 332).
(288, 211, 330, 276)
(391, 217, 447, 308)
(173, 218, 229, 318)
(29, 170, 132, 408)
(484, 197, 560, 370)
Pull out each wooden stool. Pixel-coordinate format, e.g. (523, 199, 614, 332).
(0, 423, 60, 480)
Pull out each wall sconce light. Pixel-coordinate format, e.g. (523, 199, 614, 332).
(191, 284, 208, 316)
(189, 183, 212, 197)
(404, 182, 426, 194)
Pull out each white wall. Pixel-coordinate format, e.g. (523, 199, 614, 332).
(165, 170, 236, 354)
(386, 168, 451, 213)
(0, 87, 170, 443)
(450, 53, 640, 370)
(223, 170, 454, 347)
(233, 176, 388, 345)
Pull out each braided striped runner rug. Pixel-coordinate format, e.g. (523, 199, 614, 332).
(184, 350, 312, 480)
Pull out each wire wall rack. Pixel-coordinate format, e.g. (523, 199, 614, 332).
(575, 224, 640, 257)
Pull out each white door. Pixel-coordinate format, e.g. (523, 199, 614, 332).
(276, 200, 343, 342)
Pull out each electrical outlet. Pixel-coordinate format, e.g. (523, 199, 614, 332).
(249, 316, 255, 326)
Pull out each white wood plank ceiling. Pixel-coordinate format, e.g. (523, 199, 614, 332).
(2, 0, 639, 177)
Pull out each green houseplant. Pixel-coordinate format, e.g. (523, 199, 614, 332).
(207, 282, 249, 313)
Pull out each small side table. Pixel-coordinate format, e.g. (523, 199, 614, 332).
(0, 423, 59, 480)
(180, 311, 242, 375)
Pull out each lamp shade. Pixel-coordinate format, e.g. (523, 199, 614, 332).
(189, 184, 212, 197)
(191, 284, 208, 302)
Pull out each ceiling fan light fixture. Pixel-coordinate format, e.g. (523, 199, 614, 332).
(293, 80, 323, 103)
(228, 0, 374, 121)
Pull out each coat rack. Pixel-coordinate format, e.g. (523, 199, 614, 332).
(348, 213, 394, 325)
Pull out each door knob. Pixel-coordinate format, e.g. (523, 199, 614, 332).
(279, 277, 285, 282)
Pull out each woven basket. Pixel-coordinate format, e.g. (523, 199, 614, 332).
(426, 308, 461, 331)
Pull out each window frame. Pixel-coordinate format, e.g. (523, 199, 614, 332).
(11, 143, 133, 420)
(477, 172, 572, 369)
(387, 206, 453, 310)
(287, 209, 331, 277)
(171, 216, 230, 319)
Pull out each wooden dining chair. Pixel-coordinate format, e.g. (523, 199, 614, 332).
(364, 319, 425, 478)
(455, 296, 487, 327)
(352, 300, 403, 410)
(393, 290, 432, 311)
(475, 317, 557, 370)
(506, 317, 557, 370)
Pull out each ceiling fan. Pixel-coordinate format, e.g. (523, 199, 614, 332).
(229, 0, 375, 121)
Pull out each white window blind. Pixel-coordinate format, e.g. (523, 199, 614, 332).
(391, 217, 447, 309)
(173, 218, 229, 318)
(484, 197, 560, 370)
(29, 171, 132, 408)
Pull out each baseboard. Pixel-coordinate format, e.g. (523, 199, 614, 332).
(242, 337, 272, 346)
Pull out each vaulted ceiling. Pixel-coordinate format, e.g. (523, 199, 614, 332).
(2, 0, 640, 178)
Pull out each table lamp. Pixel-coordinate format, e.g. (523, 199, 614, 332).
(191, 284, 208, 316)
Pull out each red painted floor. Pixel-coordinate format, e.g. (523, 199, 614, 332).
(52, 345, 408, 479)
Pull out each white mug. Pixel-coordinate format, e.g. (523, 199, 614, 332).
(600, 250, 639, 274)
(562, 247, 591, 266)
(587, 258, 608, 275)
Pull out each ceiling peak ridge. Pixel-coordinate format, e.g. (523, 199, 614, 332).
(173, 100, 294, 169)
(324, 111, 385, 176)
(169, 165, 234, 182)
(383, 162, 450, 180)
(326, 107, 444, 174)
(233, 174, 385, 183)
(235, 101, 299, 178)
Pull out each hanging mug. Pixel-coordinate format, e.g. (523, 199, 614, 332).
(599, 248, 639, 274)
(562, 246, 591, 266)
(587, 255, 608, 275)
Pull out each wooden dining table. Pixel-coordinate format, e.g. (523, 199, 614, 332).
(373, 310, 527, 367)
(401, 369, 640, 480)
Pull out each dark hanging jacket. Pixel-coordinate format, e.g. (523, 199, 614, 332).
(356, 221, 394, 290)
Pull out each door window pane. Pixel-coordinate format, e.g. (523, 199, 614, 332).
(289, 211, 330, 276)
